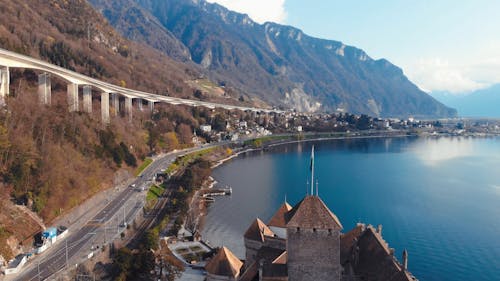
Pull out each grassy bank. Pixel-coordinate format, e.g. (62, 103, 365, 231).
(135, 158, 153, 176)
(165, 147, 216, 175)
(145, 184, 166, 211)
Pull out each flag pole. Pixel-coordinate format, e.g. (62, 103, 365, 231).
(310, 145, 315, 195)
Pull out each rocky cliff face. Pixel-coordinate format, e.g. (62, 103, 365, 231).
(90, 0, 456, 118)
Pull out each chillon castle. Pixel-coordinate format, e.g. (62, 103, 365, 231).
(204, 171, 418, 281)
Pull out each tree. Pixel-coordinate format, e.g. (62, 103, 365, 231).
(113, 247, 133, 280)
(193, 89, 203, 99)
(176, 124, 193, 145)
(0, 124, 11, 172)
(145, 121, 159, 152)
(144, 228, 159, 250)
(356, 114, 371, 130)
(212, 114, 227, 131)
(164, 132, 179, 151)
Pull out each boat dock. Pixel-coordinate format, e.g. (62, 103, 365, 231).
(200, 186, 232, 199)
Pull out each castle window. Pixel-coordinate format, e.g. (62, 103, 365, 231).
(296, 227, 300, 232)
(328, 229, 332, 234)
(313, 228, 317, 232)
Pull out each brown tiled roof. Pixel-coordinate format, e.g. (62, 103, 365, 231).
(286, 195, 343, 230)
(272, 251, 287, 264)
(349, 227, 415, 281)
(244, 218, 275, 242)
(239, 261, 259, 281)
(340, 223, 365, 264)
(205, 247, 243, 277)
(239, 248, 286, 281)
(268, 202, 292, 228)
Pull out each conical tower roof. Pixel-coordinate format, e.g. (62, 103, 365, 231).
(205, 246, 243, 277)
(244, 218, 275, 242)
(268, 201, 292, 228)
(286, 195, 343, 230)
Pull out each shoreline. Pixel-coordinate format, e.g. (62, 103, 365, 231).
(212, 132, 415, 171)
(266, 133, 413, 148)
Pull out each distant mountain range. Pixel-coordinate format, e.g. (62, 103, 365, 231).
(431, 84, 500, 118)
(89, 0, 456, 118)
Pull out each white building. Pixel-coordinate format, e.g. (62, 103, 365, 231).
(200, 124, 212, 133)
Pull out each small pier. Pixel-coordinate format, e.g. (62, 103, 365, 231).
(200, 186, 232, 199)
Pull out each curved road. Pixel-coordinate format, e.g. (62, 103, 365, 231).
(13, 145, 217, 281)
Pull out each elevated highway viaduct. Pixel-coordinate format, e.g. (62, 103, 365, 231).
(0, 48, 283, 123)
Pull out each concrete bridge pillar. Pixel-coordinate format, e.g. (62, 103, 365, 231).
(148, 100, 155, 113)
(137, 99, 143, 111)
(125, 97, 132, 119)
(38, 73, 51, 105)
(101, 92, 110, 124)
(67, 83, 79, 112)
(83, 85, 92, 113)
(112, 93, 119, 116)
(0, 66, 9, 104)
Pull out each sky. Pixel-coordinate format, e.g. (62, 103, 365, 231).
(205, 0, 500, 95)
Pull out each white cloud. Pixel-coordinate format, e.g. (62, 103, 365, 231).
(403, 40, 500, 94)
(405, 58, 489, 94)
(206, 0, 287, 24)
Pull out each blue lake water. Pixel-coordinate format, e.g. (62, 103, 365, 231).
(201, 136, 500, 281)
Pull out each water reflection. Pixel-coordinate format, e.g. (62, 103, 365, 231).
(410, 137, 475, 166)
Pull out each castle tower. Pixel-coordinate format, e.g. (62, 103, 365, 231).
(268, 201, 292, 238)
(244, 218, 275, 268)
(205, 247, 243, 281)
(286, 195, 343, 281)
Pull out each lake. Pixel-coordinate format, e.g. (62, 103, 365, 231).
(201, 136, 500, 281)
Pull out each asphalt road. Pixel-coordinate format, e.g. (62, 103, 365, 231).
(13, 147, 209, 281)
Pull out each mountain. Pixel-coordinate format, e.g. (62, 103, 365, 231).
(89, 0, 192, 61)
(89, 0, 456, 118)
(431, 84, 500, 118)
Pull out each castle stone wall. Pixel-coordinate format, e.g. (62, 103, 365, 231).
(244, 238, 262, 268)
(263, 236, 286, 251)
(286, 228, 341, 281)
(206, 273, 235, 281)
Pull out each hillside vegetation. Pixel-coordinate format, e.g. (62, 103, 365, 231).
(0, 66, 245, 260)
(0, 0, 195, 98)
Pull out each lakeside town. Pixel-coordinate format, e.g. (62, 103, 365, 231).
(195, 111, 500, 143)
